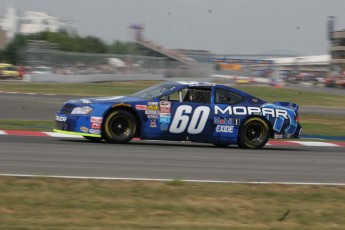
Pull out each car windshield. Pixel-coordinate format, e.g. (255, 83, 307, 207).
(131, 82, 181, 100)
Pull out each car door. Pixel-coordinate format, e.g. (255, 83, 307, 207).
(211, 87, 245, 141)
(162, 86, 214, 142)
(140, 87, 188, 141)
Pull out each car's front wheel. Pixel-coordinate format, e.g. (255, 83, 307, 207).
(237, 117, 269, 149)
(103, 110, 136, 144)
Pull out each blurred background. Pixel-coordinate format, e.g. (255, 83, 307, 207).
(0, 0, 344, 88)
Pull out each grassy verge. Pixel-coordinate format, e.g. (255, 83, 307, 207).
(0, 82, 345, 108)
(0, 81, 162, 96)
(0, 177, 345, 229)
(237, 85, 345, 108)
(299, 114, 345, 137)
(0, 120, 54, 132)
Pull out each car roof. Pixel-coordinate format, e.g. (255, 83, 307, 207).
(175, 81, 216, 87)
(171, 81, 264, 101)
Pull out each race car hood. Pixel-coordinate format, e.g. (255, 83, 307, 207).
(67, 95, 143, 104)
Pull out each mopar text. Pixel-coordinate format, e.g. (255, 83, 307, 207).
(214, 106, 288, 119)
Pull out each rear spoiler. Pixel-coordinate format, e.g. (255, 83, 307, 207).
(273, 102, 299, 112)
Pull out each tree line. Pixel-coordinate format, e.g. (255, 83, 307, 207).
(0, 31, 138, 65)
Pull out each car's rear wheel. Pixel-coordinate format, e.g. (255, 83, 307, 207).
(103, 110, 136, 144)
(83, 136, 102, 142)
(237, 117, 269, 149)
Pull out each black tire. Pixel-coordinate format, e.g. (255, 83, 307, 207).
(83, 136, 102, 142)
(103, 110, 136, 144)
(237, 117, 269, 149)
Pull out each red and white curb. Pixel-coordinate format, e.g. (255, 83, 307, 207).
(1, 130, 344, 147)
(266, 141, 345, 147)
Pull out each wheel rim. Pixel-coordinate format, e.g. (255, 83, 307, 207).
(245, 123, 264, 143)
(110, 116, 131, 137)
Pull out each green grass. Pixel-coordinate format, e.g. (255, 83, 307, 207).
(0, 81, 162, 96)
(0, 120, 53, 131)
(0, 82, 345, 108)
(237, 86, 345, 108)
(1, 177, 345, 229)
(299, 114, 345, 137)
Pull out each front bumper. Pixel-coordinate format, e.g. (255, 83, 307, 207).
(54, 113, 102, 138)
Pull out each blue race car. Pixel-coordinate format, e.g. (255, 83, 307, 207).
(54, 81, 302, 149)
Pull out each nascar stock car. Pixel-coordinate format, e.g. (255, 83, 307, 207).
(54, 81, 302, 149)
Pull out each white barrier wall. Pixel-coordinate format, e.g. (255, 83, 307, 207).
(23, 73, 165, 82)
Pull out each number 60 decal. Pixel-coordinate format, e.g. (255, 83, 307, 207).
(169, 105, 210, 134)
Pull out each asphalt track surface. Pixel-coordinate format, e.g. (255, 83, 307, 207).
(1, 89, 345, 184)
(0, 134, 345, 184)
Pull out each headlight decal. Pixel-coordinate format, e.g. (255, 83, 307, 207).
(71, 106, 93, 115)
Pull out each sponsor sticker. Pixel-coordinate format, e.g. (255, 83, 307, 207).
(214, 105, 288, 119)
(148, 102, 159, 106)
(91, 122, 102, 129)
(215, 125, 234, 133)
(147, 105, 159, 111)
(145, 110, 159, 115)
(55, 115, 67, 122)
(160, 123, 169, 130)
(214, 117, 231, 125)
(112, 103, 131, 108)
(274, 134, 284, 139)
(91, 116, 103, 123)
(136, 105, 147, 110)
(214, 117, 240, 125)
(160, 101, 171, 107)
(150, 119, 157, 128)
(147, 114, 159, 119)
(80, 126, 89, 133)
(159, 115, 171, 123)
(89, 129, 101, 134)
(160, 107, 171, 113)
(159, 113, 171, 117)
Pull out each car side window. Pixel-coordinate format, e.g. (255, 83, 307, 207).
(183, 87, 211, 104)
(215, 88, 243, 104)
(167, 90, 180, 102)
(163, 88, 188, 102)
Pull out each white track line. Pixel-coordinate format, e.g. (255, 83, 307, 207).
(1, 173, 345, 186)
